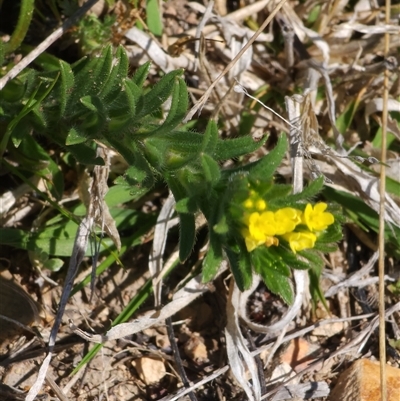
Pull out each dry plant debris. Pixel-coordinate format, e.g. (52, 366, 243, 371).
(0, 0, 400, 400)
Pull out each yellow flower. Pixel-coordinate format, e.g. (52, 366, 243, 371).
(247, 212, 265, 241)
(242, 228, 265, 251)
(283, 231, 317, 253)
(241, 200, 325, 253)
(274, 208, 302, 235)
(243, 211, 279, 251)
(248, 211, 276, 239)
(303, 203, 334, 232)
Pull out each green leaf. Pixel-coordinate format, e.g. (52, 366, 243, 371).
(0, 224, 99, 257)
(175, 197, 198, 214)
(68, 47, 113, 106)
(132, 62, 151, 88)
(17, 134, 64, 199)
(80, 95, 100, 112)
(2, 207, 147, 258)
(104, 184, 143, 207)
(165, 171, 189, 201)
(213, 215, 229, 234)
(259, 185, 292, 207)
(201, 153, 221, 185)
(308, 263, 329, 311)
(252, 247, 294, 304)
(124, 78, 141, 106)
(78, 95, 107, 134)
(43, 258, 64, 272)
(144, 131, 203, 170)
(138, 69, 184, 119)
(313, 242, 338, 253)
(1, 76, 26, 102)
(58, 60, 74, 117)
(148, 77, 188, 136)
(118, 160, 154, 192)
(68, 58, 96, 105)
(100, 46, 129, 101)
(165, 172, 196, 261)
(315, 221, 343, 245)
(249, 134, 287, 181)
(298, 249, 324, 271)
(264, 178, 325, 211)
(10, 119, 32, 148)
(2, 73, 58, 152)
(278, 176, 325, 205)
(372, 126, 396, 149)
(201, 120, 219, 153)
(179, 213, 196, 261)
(386, 175, 400, 199)
(272, 246, 310, 270)
(0, 228, 31, 249)
(106, 79, 139, 132)
(264, 268, 293, 304)
(214, 135, 265, 161)
(86, 45, 113, 92)
(146, 0, 163, 35)
(308, 4, 321, 24)
(323, 186, 382, 231)
(106, 135, 137, 165)
(202, 237, 223, 283)
(68, 143, 104, 165)
(337, 99, 359, 135)
(66, 127, 87, 145)
(225, 243, 252, 291)
(4, 0, 35, 54)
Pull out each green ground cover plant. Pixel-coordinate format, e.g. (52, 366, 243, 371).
(1, 44, 342, 303)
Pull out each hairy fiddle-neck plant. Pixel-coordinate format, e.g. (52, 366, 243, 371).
(1, 45, 342, 304)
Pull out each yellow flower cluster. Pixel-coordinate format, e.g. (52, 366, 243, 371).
(241, 195, 335, 253)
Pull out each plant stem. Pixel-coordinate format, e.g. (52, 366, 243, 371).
(4, 0, 35, 54)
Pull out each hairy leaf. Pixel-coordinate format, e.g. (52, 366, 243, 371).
(179, 213, 196, 261)
(214, 135, 265, 161)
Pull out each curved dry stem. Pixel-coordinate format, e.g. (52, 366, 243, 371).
(237, 270, 307, 334)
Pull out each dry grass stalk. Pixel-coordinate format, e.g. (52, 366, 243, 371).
(378, 0, 393, 399)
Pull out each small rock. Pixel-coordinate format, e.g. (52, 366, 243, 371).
(281, 338, 319, 372)
(132, 357, 166, 385)
(312, 320, 344, 337)
(184, 335, 208, 364)
(155, 333, 170, 350)
(329, 358, 400, 401)
(270, 362, 296, 382)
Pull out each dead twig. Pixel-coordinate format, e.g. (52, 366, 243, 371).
(166, 317, 198, 401)
(183, 0, 288, 122)
(378, 0, 391, 399)
(158, 309, 385, 401)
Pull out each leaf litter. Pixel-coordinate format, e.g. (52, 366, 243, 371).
(1, 0, 400, 400)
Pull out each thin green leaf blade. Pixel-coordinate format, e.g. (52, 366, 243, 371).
(58, 60, 74, 117)
(179, 213, 196, 262)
